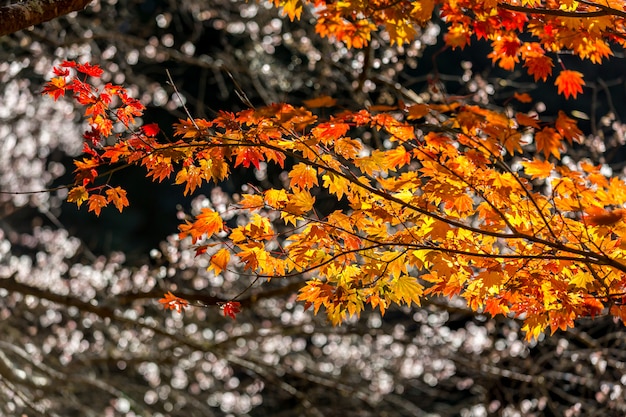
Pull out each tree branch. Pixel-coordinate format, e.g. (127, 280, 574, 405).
(0, 0, 92, 37)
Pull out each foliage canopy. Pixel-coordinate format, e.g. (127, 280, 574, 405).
(43, 0, 626, 340)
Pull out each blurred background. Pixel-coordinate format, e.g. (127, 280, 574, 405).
(2, 0, 626, 415)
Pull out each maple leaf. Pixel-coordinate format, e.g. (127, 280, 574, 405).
(297, 280, 334, 314)
(521, 314, 548, 341)
(67, 186, 89, 208)
(580, 297, 604, 318)
(535, 127, 563, 159)
(91, 114, 114, 137)
(178, 208, 224, 243)
(515, 112, 540, 129)
(548, 310, 576, 335)
(234, 147, 264, 170)
(53, 66, 70, 77)
(521, 159, 554, 180)
(195, 245, 208, 257)
(523, 55, 553, 82)
(406, 104, 430, 120)
(273, 0, 303, 21)
(513, 92, 532, 103)
(303, 96, 337, 108)
(444, 24, 470, 49)
(311, 122, 350, 145)
(159, 291, 189, 313)
(569, 271, 595, 288)
(83, 127, 104, 147)
(334, 137, 362, 159)
(87, 194, 108, 216)
(555, 70, 585, 99)
(175, 165, 205, 195)
(386, 19, 417, 46)
(105, 187, 129, 212)
(389, 275, 423, 306)
(76, 62, 104, 78)
(116, 104, 144, 127)
(483, 298, 509, 317)
(221, 301, 241, 319)
(74, 158, 99, 185)
(42, 77, 67, 101)
(555, 111, 583, 143)
(145, 160, 174, 183)
(141, 123, 160, 137)
(209, 248, 231, 275)
(385, 147, 411, 170)
(583, 208, 625, 226)
(289, 163, 319, 190)
(101, 143, 131, 163)
(286, 189, 316, 214)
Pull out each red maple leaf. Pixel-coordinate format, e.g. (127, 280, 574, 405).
(221, 301, 241, 319)
(523, 55, 553, 82)
(53, 66, 70, 77)
(234, 147, 264, 170)
(501, 39, 520, 56)
(76, 62, 104, 78)
(142, 123, 161, 137)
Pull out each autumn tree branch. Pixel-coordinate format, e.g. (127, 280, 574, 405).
(498, 1, 626, 19)
(0, 0, 92, 37)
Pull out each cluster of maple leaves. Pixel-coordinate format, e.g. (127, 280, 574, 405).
(274, 0, 626, 98)
(42, 0, 626, 339)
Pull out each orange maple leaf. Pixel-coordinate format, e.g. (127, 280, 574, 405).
(554, 70, 585, 99)
(523, 55, 553, 82)
(105, 187, 129, 212)
(555, 111, 583, 143)
(521, 159, 554, 180)
(209, 248, 231, 275)
(303, 96, 337, 108)
(42, 77, 67, 101)
(87, 194, 108, 216)
(535, 127, 562, 159)
(178, 208, 224, 243)
(289, 163, 319, 190)
(513, 92, 532, 103)
(159, 291, 189, 313)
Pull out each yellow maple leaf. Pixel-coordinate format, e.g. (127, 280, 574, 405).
(389, 275, 423, 306)
(286, 189, 316, 214)
(569, 271, 595, 288)
(522, 314, 548, 341)
(281, 0, 303, 21)
(68, 186, 89, 208)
